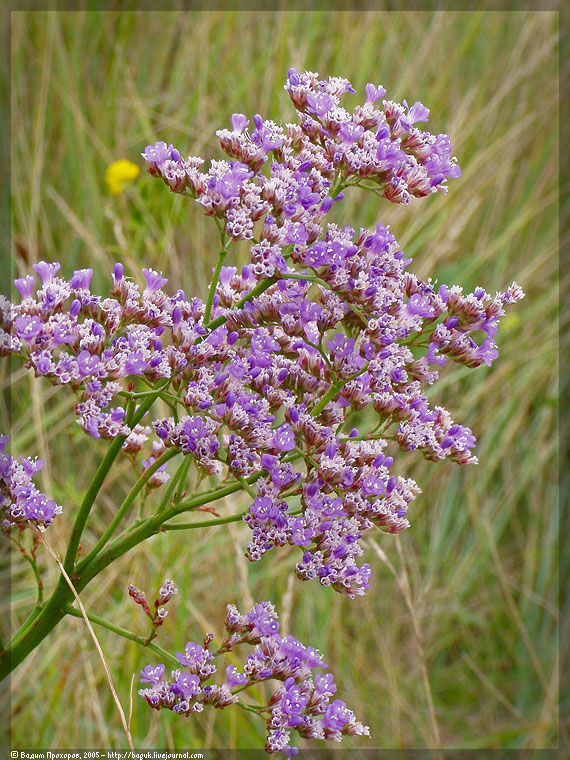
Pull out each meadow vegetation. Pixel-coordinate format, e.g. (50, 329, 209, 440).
(5, 9, 559, 751)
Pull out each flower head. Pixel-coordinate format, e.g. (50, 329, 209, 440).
(139, 599, 368, 755)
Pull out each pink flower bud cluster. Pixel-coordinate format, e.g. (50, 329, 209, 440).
(129, 579, 178, 641)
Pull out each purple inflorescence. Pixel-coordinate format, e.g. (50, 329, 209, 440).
(4, 69, 524, 597)
(141, 70, 461, 245)
(138, 600, 369, 755)
(0, 435, 62, 533)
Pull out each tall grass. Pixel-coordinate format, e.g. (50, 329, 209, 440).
(6, 9, 559, 751)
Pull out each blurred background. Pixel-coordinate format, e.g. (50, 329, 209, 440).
(5, 9, 559, 752)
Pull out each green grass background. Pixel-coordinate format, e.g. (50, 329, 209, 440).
(5, 9, 560, 752)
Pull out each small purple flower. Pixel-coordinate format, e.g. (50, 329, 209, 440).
(306, 92, 335, 118)
(184, 417, 209, 442)
(231, 113, 249, 133)
(14, 315, 42, 341)
(403, 99, 430, 125)
(274, 424, 295, 452)
(287, 67, 300, 86)
(113, 262, 124, 284)
(362, 473, 385, 496)
(142, 141, 179, 168)
(328, 333, 355, 358)
(14, 276, 35, 300)
(77, 350, 103, 378)
(284, 222, 309, 246)
(124, 351, 148, 375)
(70, 268, 94, 290)
(140, 664, 165, 685)
(171, 672, 201, 697)
(142, 268, 168, 294)
(33, 261, 60, 285)
(476, 337, 499, 367)
(323, 699, 351, 731)
(365, 83, 386, 104)
(338, 122, 364, 144)
(225, 665, 248, 689)
(407, 293, 436, 318)
(246, 601, 280, 637)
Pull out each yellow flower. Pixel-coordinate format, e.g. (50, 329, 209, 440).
(105, 159, 140, 195)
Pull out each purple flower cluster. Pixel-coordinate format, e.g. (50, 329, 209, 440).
(143, 69, 460, 246)
(0, 435, 62, 532)
(4, 261, 201, 450)
(139, 600, 368, 755)
(5, 69, 524, 599)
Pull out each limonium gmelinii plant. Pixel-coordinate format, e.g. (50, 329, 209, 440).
(1, 68, 524, 754)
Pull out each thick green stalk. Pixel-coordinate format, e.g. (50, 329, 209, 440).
(77, 447, 179, 571)
(1, 445, 304, 678)
(1, 474, 250, 678)
(2, 578, 70, 678)
(1, 382, 171, 679)
(62, 434, 127, 574)
(310, 382, 342, 417)
(62, 385, 167, 574)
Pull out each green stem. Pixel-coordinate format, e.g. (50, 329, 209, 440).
(62, 604, 180, 669)
(62, 434, 126, 574)
(162, 510, 249, 531)
(310, 365, 368, 418)
(174, 456, 193, 503)
(280, 272, 330, 288)
(165, 480, 249, 519)
(154, 453, 189, 513)
(63, 383, 168, 575)
(2, 584, 68, 677)
(22, 551, 43, 606)
(121, 389, 185, 407)
(204, 246, 228, 324)
(310, 382, 342, 417)
(77, 447, 179, 571)
(236, 701, 268, 715)
(205, 277, 276, 331)
(236, 475, 257, 499)
(163, 506, 303, 532)
(3, 488, 229, 677)
(150, 447, 305, 521)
